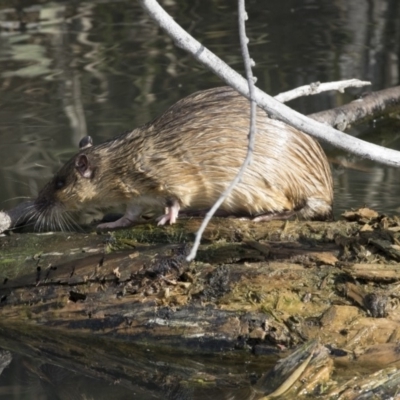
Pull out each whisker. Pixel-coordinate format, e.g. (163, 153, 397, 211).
(50, 208, 56, 232)
(60, 212, 69, 232)
(1, 196, 33, 204)
(12, 198, 82, 233)
(64, 212, 81, 232)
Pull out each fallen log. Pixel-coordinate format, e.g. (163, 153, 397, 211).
(1, 211, 400, 398)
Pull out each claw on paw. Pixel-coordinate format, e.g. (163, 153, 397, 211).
(157, 201, 180, 225)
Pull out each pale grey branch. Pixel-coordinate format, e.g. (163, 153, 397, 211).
(139, 0, 400, 167)
(275, 79, 371, 103)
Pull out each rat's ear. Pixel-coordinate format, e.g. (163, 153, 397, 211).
(75, 154, 93, 179)
(79, 136, 93, 150)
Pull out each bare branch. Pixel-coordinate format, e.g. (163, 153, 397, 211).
(139, 0, 400, 167)
(187, 0, 257, 261)
(275, 79, 371, 103)
(309, 86, 400, 130)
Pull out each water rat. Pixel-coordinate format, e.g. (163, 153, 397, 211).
(33, 86, 333, 230)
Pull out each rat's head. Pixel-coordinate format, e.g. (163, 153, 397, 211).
(33, 136, 104, 231)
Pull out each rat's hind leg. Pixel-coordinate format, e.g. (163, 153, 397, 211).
(97, 205, 143, 230)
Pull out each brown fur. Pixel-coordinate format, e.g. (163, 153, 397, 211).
(34, 86, 333, 229)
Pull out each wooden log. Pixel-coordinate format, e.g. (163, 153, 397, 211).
(1, 212, 400, 398)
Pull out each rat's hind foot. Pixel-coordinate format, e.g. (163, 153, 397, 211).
(252, 210, 296, 222)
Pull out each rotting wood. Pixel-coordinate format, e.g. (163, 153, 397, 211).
(1, 210, 400, 398)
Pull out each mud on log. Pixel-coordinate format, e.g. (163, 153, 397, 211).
(1, 211, 400, 398)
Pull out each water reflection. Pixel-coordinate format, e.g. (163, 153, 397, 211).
(0, 329, 275, 400)
(0, 356, 139, 400)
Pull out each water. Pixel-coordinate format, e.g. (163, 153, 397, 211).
(0, 0, 399, 217)
(0, 0, 400, 398)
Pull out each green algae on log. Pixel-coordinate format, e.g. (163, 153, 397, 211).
(109, 217, 357, 245)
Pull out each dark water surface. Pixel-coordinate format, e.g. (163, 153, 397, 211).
(0, 0, 400, 398)
(0, 0, 399, 216)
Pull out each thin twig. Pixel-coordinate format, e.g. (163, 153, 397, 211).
(275, 79, 371, 103)
(186, 0, 257, 261)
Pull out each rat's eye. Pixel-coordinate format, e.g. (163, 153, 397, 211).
(55, 179, 65, 190)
